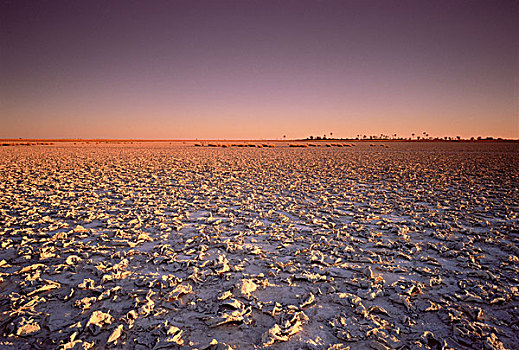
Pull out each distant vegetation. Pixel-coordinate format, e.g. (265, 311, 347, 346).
(0, 135, 514, 147)
(1, 142, 54, 146)
(304, 133, 507, 142)
(195, 143, 275, 148)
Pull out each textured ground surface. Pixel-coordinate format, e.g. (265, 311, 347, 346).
(0, 142, 518, 349)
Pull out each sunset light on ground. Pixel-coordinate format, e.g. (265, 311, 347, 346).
(0, 2, 518, 350)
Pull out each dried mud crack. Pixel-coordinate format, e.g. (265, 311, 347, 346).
(0, 142, 518, 349)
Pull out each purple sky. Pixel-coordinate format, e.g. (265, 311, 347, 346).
(1, 0, 518, 139)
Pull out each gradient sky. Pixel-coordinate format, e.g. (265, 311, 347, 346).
(1, 0, 518, 139)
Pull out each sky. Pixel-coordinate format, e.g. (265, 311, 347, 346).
(1, 0, 518, 139)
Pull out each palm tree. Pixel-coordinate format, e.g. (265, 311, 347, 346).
(411, 133, 415, 139)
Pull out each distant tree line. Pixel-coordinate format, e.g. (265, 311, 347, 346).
(304, 133, 504, 141)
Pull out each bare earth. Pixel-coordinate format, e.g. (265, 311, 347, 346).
(0, 142, 518, 349)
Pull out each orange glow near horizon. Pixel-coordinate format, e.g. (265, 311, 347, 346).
(1, 1, 518, 140)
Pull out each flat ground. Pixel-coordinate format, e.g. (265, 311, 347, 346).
(0, 142, 518, 349)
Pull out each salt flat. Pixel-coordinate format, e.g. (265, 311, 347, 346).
(0, 142, 518, 349)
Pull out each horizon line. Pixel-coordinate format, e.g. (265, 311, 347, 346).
(1, 137, 518, 143)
